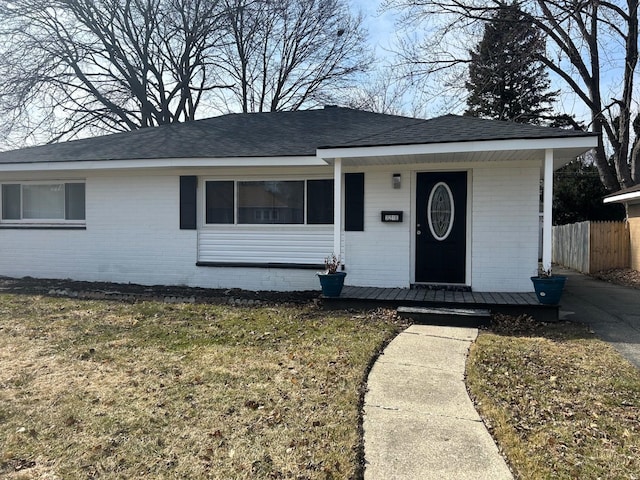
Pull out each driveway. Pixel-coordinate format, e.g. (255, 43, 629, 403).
(558, 267, 640, 368)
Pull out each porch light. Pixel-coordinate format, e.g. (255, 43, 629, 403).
(392, 173, 401, 189)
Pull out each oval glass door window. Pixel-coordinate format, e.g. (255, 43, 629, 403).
(427, 182, 455, 241)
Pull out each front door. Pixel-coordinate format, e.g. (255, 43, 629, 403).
(415, 172, 467, 284)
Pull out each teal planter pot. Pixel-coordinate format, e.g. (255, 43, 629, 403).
(531, 275, 567, 305)
(318, 272, 347, 297)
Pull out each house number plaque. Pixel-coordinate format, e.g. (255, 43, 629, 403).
(381, 211, 403, 222)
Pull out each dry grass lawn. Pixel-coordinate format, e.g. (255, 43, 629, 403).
(0, 294, 403, 479)
(467, 318, 640, 479)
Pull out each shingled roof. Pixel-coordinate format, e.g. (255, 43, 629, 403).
(328, 113, 594, 149)
(0, 107, 595, 164)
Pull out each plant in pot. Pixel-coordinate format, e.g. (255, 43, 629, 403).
(530, 267, 567, 305)
(317, 254, 347, 297)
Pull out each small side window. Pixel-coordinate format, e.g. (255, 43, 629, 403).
(307, 179, 334, 224)
(65, 183, 86, 220)
(206, 181, 234, 224)
(2, 184, 21, 220)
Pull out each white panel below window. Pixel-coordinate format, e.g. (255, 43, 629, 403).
(198, 226, 332, 264)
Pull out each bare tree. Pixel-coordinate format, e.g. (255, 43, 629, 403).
(0, 0, 371, 145)
(385, 0, 639, 190)
(345, 64, 428, 116)
(0, 0, 227, 144)
(213, 0, 371, 113)
(347, 77, 409, 116)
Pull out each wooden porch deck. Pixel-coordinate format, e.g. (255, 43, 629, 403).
(322, 286, 558, 322)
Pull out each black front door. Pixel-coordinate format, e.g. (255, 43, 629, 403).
(415, 171, 467, 283)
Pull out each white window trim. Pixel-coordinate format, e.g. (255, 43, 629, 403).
(0, 180, 86, 226)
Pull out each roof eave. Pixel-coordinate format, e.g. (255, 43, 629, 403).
(317, 136, 598, 162)
(603, 191, 640, 204)
(0, 155, 327, 172)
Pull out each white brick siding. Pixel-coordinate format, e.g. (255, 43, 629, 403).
(344, 168, 411, 287)
(0, 172, 322, 291)
(0, 174, 197, 285)
(342, 161, 539, 292)
(0, 161, 541, 292)
(470, 164, 540, 291)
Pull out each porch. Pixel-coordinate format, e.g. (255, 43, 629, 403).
(322, 286, 558, 322)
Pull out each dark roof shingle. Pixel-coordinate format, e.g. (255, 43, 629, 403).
(0, 107, 595, 164)
(329, 114, 592, 148)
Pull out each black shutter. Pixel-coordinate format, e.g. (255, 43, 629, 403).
(179, 176, 198, 230)
(344, 173, 364, 231)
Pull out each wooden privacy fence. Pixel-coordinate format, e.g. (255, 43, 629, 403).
(552, 221, 629, 274)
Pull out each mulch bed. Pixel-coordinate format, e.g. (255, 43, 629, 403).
(0, 276, 319, 306)
(3, 267, 639, 307)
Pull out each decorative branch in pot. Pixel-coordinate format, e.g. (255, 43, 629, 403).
(317, 254, 347, 297)
(530, 266, 567, 305)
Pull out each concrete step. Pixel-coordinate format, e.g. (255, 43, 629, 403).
(397, 306, 491, 327)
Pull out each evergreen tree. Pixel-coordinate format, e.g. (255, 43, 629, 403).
(464, 1, 557, 124)
(554, 159, 625, 224)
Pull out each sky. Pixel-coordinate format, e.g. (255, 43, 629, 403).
(351, 0, 396, 56)
(349, 0, 470, 117)
(349, 0, 598, 123)
(5, 0, 626, 147)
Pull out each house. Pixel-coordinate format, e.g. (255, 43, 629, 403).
(0, 107, 597, 292)
(604, 185, 640, 270)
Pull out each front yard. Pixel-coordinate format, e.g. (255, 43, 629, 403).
(467, 317, 640, 479)
(4, 289, 640, 480)
(0, 294, 403, 479)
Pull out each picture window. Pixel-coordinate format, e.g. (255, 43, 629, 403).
(205, 179, 333, 225)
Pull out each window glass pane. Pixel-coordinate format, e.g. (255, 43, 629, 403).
(307, 179, 334, 224)
(238, 181, 304, 224)
(65, 183, 86, 220)
(428, 182, 454, 241)
(23, 184, 65, 219)
(2, 184, 21, 220)
(206, 181, 234, 224)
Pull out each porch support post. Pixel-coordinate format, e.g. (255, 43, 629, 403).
(333, 158, 342, 260)
(542, 149, 554, 272)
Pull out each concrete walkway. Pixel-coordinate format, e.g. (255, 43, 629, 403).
(363, 325, 513, 480)
(558, 267, 640, 368)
